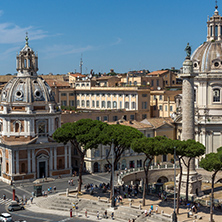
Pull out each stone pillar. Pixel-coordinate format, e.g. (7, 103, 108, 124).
(54, 147, 57, 170)
(32, 149, 35, 173)
(28, 149, 31, 173)
(16, 150, 19, 174)
(179, 55, 202, 196)
(11, 150, 15, 174)
(50, 148, 53, 171)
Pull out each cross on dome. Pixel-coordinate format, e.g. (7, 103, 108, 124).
(25, 32, 29, 46)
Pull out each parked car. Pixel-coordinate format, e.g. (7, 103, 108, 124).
(0, 213, 13, 222)
(8, 203, 24, 211)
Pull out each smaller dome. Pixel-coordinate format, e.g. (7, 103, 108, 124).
(191, 41, 222, 73)
(0, 76, 55, 104)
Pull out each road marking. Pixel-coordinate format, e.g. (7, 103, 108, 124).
(16, 186, 32, 195)
(58, 218, 72, 222)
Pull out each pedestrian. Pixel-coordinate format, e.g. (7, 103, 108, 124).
(151, 204, 153, 212)
(144, 209, 147, 216)
(53, 186, 56, 192)
(97, 211, 99, 220)
(3, 194, 6, 200)
(104, 210, 108, 219)
(85, 210, 87, 218)
(30, 196, 33, 204)
(111, 212, 114, 220)
(156, 205, 158, 213)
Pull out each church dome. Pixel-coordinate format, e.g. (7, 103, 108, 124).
(1, 76, 55, 103)
(0, 34, 55, 104)
(191, 6, 222, 74)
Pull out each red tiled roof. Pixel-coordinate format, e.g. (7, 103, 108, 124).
(147, 70, 168, 76)
(46, 79, 70, 87)
(70, 73, 85, 78)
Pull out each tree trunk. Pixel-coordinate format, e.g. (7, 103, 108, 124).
(210, 172, 217, 222)
(143, 170, 148, 206)
(176, 158, 182, 214)
(78, 155, 84, 192)
(185, 159, 191, 203)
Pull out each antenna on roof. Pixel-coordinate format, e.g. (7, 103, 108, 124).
(80, 54, 83, 74)
(216, 0, 218, 9)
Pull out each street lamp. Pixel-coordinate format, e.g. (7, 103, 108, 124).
(111, 140, 115, 207)
(172, 146, 177, 222)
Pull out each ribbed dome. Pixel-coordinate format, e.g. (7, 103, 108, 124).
(191, 41, 222, 73)
(1, 76, 55, 103)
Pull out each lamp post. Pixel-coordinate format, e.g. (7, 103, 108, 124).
(172, 146, 177, 222)
(111, 140, 115, 207)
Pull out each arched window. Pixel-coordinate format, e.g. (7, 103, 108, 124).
(13, 121, 21, 133)
(21, 163, 25, 173)
(129, 81, 132, 86)
(113, 101, 117, 108)
(125, 102, 129, 109)
(24, 59, 27, 68)
(215, 25, 218, 37)
(213, 88, 220, 102)
(77, 100, 80, 106)
(107, 101, 111, 108)
(132, 102, 136, 109)
(92, 100, 95, 107)
(102, 101, 105, 108)
(134, 81, 137, 86)
(81, 100, 85, 107)
(86, 100, 90, 107)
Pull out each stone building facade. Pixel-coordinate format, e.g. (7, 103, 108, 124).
(0, 36, 72, 184)
(173, 6, 222, 156)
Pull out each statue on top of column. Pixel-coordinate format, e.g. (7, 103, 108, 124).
(185, 43, 191, 58)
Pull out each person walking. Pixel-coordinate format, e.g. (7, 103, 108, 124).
(111, 212, 114, 220)
(97, 211, 99, 220)
(85, 210, 87, 218)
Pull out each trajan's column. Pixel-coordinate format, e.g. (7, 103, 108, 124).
(179, 43, 202, 196)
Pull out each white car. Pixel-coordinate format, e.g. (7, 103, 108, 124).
(0, 213, 13, 222)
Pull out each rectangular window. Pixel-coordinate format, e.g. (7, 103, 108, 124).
(69, 93, 74, 96)
(153, 95, 156, 99)
(170, 106, 173, 111)
(153, 105, 156, 110)
(123, 115, 127, 120)
(120, 101, 122, 109)
(157, 80, 159, 86)
(61, 100, 67, 106)
(142, 94, 147, 97)
(92, 100, 95, 107)
(113, 116, 118, 121)
(165, 105, 168, 111)
(147, 134, 150, 137)
(96, 116, 101, 121)
(130, 115, 135, 120)
(159, 105, 162, 111)
(103, 116, 108, 121)
(151, 80, 154, 86)
(142, 114, 147, 119)
(96, 101, 100, 108)
(69, 100, 74, 106)
(61, 93, 66, 96)
(142, 102, 147, 109)
(165, 80, 168, 85)
(159, 95, 162, 100)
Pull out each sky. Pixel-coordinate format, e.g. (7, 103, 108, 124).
(0, 0, 219, 75)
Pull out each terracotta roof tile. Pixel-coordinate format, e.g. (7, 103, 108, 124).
(141, 117, 174, 129)
(147, 70, 168, 76)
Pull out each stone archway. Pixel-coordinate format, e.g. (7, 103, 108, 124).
(94, 162, 99, 173)
(157, 176, 168, 183)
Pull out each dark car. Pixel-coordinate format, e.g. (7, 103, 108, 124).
(8, 203, 24, 211)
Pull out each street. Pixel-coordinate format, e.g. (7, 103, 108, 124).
(0, 172, 113, 222)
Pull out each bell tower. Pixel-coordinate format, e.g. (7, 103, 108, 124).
(16, 33, 38, 77)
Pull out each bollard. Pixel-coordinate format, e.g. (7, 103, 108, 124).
(70, 208, 72, 217)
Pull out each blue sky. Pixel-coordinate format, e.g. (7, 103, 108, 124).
(0, 0, 218, 75)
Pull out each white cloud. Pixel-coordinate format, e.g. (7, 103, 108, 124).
(0, 23, 47, 44)
(111, 37, 122, 46)
(42, 44, 94, 58)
